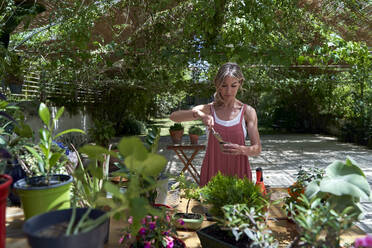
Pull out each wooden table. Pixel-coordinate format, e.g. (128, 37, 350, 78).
(6, 188, 366, 248)
(167, 144, 205, 185)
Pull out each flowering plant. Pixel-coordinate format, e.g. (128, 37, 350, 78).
(119, 207, 184, 248)
(354, 235, 372, 248)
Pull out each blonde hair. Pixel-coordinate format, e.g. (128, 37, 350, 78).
(213, 62, 245, 106)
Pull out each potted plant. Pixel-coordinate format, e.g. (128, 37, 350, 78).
(0, 93, 34, 247)
(21, 142, 118, 248)
(196, 173, 272, 247)
(89, 136, 186, 247)
(169, 123, 184, 144)
(23, 207, 110, 248)
(287, 157, 371, 248)
(197, 203, 277, 248)
(200, 172, 268, 219)
(283, 166, 325, 221)
(119, 207, 186, 248)
(188, 125, 203, 144)
(174, 173, 203, 230)
(14, 103, 85, 219)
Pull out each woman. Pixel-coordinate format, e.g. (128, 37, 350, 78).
(170, 62, 261, 186)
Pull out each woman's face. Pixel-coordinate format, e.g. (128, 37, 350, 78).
(218, 76, 241, 101)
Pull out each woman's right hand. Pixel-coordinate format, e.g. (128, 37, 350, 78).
(201, 114, 214, 129)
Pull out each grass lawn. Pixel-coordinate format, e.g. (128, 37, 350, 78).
(148, 118, 280, 136)
(148, 118, 204, 136)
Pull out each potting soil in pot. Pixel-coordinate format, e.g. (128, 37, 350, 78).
(36, 221, 69, 238)
(203, 224, 252, 248)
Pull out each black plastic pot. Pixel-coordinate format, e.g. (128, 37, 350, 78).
(196, 223, 238, 248)
(23, 208, 110, 248)
(4, 161, 26, 205)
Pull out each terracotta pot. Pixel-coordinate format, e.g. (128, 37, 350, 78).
(189, 134, 199, 144)
(169, 130, 184, 144)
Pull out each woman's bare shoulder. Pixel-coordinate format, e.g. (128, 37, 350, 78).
(243, 104, 257, 119)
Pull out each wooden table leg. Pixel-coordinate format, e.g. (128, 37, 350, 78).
(174, 149, 201, 185)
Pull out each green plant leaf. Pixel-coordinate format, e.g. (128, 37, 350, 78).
(104, 181, 124, 200)
(320, 175, 370, 200)
(118, 136, 148, 161)
(55, 128, 85, 139)
(321, 158, 371, 199)
(55, 106, 64, 121)
(305, 180, 320, 199)
(14, 123, 33, 138)
(140, 153, 167, 177)
(88, 162, 104, 179)
(24, 145, 43, 164)
(79, 145, 117, 161)
(49, 152, 62, 167)
(38, 103, 50, 127)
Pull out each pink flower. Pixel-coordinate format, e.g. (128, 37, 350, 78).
(355, 235, 372, 248)
(139, 227, 147, 235)
(177, 218, 185, 226)
(144, 241, 152, 248)
(165, 236, 174, 248)
(148, 221, 156, 230)
(141, 217, 147, 225)
(128, 216, 133, 224)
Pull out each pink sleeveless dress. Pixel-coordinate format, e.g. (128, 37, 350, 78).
(200, 104, 252, 186)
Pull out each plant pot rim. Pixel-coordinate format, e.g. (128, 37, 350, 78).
(174, 212, 204, 221)
(0, 174, 13, 188)
(14, 174, 73, 190)
(23, 208, 109, 248)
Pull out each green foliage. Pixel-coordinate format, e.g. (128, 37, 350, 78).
(188, 125, 203, 136)
(88, 119, 115, 147)
(144, 126, 161, 153)
(24, 103, 85, 183)
(2, 0, 371, 148)
(0, 94, 33, 173)
(118, 118, 145, 136)
(88, 136, 168, 236)
(169, 123, 184, 131)
(177, 173, 201, 214)
(286, 157, 372, 247)
(56, 132, 89, 150)
(72, 144, 113, 208)
(221, 204, 278, 248)
(305, 157, 371, 215)
(201, 172, 267, 218)
(288, 195, 359, 248)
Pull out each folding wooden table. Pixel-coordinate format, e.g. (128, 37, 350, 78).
(167, 144, 205, 185)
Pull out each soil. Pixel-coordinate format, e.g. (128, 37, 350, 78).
(175, 212, 201, 220)
(36, 221, 69, 238)
(0, 178, 7, 185)
(173, 237, 186, 248)
(26, 177, 63, 187)
(202, 224, 252, 248)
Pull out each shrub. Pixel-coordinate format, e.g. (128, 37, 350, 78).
(118, 118, 145, 136)
(201, 172, 267, 218)
(188, 125, 203, 136)
(169, 123, 184, 131)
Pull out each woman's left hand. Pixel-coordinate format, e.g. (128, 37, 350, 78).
(221, 143, 244, 155)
